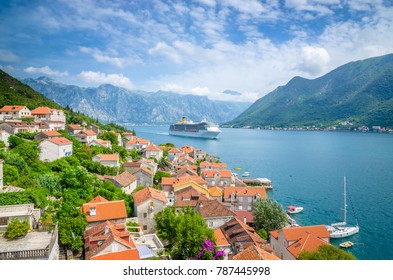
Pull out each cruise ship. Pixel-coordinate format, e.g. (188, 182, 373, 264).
(169, 117, 221, 139)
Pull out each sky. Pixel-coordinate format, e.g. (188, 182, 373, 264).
(1, 0, 393, 103)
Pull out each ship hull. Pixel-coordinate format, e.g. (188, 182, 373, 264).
(169, 129, 220, 139)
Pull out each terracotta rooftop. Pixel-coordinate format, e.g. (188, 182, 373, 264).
(180, 145, 194, 154)
(127, 137, 150, 145)
(145, 144, 162, 151)
(220, 218, 272, 253)
(281, 225, 330, 241)
(46, 137, 72, 146)
(208, 186, 223, 197)
(113, 171, 137, 187)
(132, 166, 154, 176)
(84, 129, 97, 135)
(287, 232, 330, 259)
(123, 161, 141, 167)
(133, 187, 167, 205)
(223, 186, 267, 199)
(0, 105, 27, 112)
(94, 154, 119, 162)
(198, 199, 235, 218)
(82, 196, 127, 222)
(31, 106, 52, 115)
(84, 220, 140, 260)
(67, 124, 83, 130)
(93, 139, 110, 145)
(232, 245, 280, 260)
(202, 169, 232, 178)
(175, 186, 208, 208)
(234, 210, 254, 224)
(214, 228, 230, 246)
(41, 130, 62, 137)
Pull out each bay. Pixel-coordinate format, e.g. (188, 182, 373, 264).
(129, 125, 393, 260)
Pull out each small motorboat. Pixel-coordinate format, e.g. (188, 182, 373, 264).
(339, 241, 354, 248)
(242, 172, 250, 177)
(286, 205, 303, 214)
(234, 167, 242, 171)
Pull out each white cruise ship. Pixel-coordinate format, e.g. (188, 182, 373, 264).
(169, 117, 221, 139)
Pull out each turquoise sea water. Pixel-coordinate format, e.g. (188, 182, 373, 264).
(130, 125, 393, 260)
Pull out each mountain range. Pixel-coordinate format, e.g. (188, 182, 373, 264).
(226, 53, 393, 129)
(22, 77, 251, 125)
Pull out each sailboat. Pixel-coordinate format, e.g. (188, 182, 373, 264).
(326, 176, 359, 239)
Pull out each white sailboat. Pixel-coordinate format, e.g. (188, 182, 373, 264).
(326, 176, 359, 239)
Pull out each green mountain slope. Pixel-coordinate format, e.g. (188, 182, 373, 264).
(0, 70, 61, 109)
(227, 53, 393, 129)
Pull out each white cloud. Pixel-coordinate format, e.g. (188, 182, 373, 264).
(194, 0, 216, 7)
(148, 42, 182, 63)
(79, 47, 127, 67)
(0, 49, 19, 62)
(299, 46, 330, 75)
(24, 66, 69, 77)
(78, 71, 134, 89)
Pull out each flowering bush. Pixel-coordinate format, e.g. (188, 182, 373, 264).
(188, 238, 225, 260)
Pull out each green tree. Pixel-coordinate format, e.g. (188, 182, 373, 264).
(7, 135, 24, 149)
(38, 173, 62, 197)
(100, 131, 118, 146)
(252, 198, 288, 233)
(5, 219, 30, 239)
(154, 170, 170, 185)
(155, 207, 214, 260)
(3, 164, 20, 185)
(298, 244, 356, 260)
(157, 156, 171, 170)
(0, 140, 5, 149)
(257, 228, 268, 240)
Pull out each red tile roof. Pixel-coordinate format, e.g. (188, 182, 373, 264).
(133, 187, 167, 205)
(287, 232, 329, 258)
(0, 105, 27, 112)
(202, 169, 231, 178)
(67, 124, 83, 130)
(208, 186, 223, 197)
(132, 166, 154, 176)
(281, 225, 330, 241)
(95, 154, 119, 162)
(47, 137, 72, 146)
(234, 210, 254, 224)
(84, 221, 140, 260)
(113, 171, 137, 187)
(126, 137, 150, 145)
(42, 130, 62, 137)
(82, 196, 127, 222)
(84, 129, 97, 135)
(220, 218, 272, 253)
(31, 106, 52, 115)
(214, 228, 230, 246)
(174, 186, 208, 208)
(223, 187, 267, 199)
(145, 144, 162, 151)
(198, 200, 235, 218)
(232, 245, 280, 260)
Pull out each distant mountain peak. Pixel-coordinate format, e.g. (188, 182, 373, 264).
(226, 53, 393, 129)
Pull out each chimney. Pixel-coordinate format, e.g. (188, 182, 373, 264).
(90, 207, 96, 216)
(243, 216, 247, 224)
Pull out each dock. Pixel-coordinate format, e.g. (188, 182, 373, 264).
(241, 177, 272, 189)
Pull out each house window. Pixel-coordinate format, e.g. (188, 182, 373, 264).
(150, 201, 154, 207)
(247, 205, 252, 211)
(238, 205, 243, 210)
(248, 197, 252, 202)
(143, 225, 147, 231)
(143, 213, 147, 218)
(0, 217, 8, 226)
(238, 197, 243, 202)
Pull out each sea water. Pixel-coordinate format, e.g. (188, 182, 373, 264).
(129, 125, 393, 260)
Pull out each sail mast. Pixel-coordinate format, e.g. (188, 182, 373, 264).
(344, 176, 347, 225)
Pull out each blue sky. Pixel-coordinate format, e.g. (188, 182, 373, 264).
(1, 0, 393, 102)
